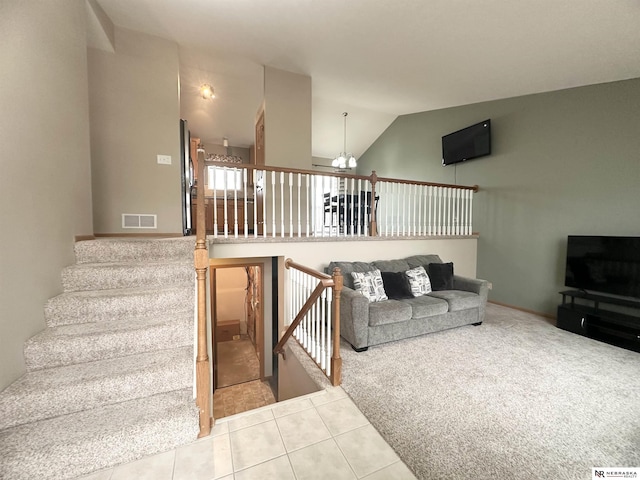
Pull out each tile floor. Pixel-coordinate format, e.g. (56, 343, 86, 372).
(75, 386, 417, 480)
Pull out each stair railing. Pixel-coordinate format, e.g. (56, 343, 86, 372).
(194, 147, 211, 438)
(274, 259, 343, 386)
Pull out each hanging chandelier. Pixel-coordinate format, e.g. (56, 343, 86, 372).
(332, 112, 357, 169)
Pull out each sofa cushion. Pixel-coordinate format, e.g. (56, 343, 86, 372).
(428, 290, 481, 311)
(404, 295, 449, 318)
(404, 266, 432, 297)
(381, 271, 413, 300)
(328, 261, 376, 289)
(368, 300, 413, 326)
(428, 262, 454, 290)
(405, 255, 443, 269)
(372, 259, 410, 273)
(351, 270, 388, 302)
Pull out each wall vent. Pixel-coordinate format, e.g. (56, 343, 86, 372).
(122, 214, 157, 229)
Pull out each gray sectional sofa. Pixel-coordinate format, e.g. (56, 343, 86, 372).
(327, 255, 490, 351)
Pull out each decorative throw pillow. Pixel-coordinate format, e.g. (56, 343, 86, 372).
(404, 266, 432, 297)
(351, 269, 388, 302)
(381, 271, 413, 300)
(428, 262, 454, 291)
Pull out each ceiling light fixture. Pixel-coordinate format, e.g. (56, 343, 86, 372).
(200, 83, 215, 100)
(332, 112, 356, 169)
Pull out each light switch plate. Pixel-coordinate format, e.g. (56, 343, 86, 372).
(157, 155, 172, 165)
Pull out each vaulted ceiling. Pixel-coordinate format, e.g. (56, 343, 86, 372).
(96, 0, 640, 158)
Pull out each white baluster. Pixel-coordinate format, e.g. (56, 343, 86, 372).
(305, 174, 310, 237)
(262, 170, 268, 238)
(243, 169, 248, 237)
(223, 167, 228, 238)
(253, 170, 258, 237)
(417, 184, 422, 236)
(469, 190, 473, 235)
(233, 169, 239, 237)
(213, 168, 218, 238)
(271, 172, 276, 237)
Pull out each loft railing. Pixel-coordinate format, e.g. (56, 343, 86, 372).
(274, 259, 343, 386)
(198, 164, 478, 239)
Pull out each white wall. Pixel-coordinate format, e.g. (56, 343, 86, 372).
(215, 267, 248, 333)
(0, 0, 93, 390)
(88, 27, 182, 234)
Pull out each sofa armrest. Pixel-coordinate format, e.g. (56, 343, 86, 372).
(339, 286, 370, 350)
(453, 275, 490, 322)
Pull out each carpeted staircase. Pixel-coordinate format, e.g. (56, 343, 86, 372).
(0, 237, 200, 480)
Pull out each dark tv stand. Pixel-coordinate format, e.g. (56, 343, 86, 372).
(557, 290, 640, 353)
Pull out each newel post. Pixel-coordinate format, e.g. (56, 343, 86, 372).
(331, 267, 343, 386)
(369, 170, 378, 236)
(195, 148, 211, 438)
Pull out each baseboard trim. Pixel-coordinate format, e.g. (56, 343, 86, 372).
(488, 300, 555, 320)
(94, 233, 184, 238)
(74, 235, 96, 242)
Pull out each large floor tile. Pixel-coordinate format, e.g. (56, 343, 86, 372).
(362, 460, 417, 480)
(230, 420, 286, 471)
(272, 398, 314, 418)
(288, 438, 357, 480)
(110, 450, 175, 480)
(310, 386, 347, 406)
(234, 455, 296, 480)
(276, 407, 332, 452)
(173, 434, 232, 480)
(335, 424, 400, 478)
(227, 408, 274, 432)
(75, 469, 113, 480)
(315, 397, 369, 435)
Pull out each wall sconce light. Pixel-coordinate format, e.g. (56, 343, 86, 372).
(200, 84, 215, 100)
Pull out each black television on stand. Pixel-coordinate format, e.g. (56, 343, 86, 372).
(558, 235, 640, 353)
(442, 119, 491, 166)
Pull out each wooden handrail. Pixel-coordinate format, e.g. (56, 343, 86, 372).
(285, 258, 332, 281)
(194, 147, 211, 438)
(206, 162, 478, 192)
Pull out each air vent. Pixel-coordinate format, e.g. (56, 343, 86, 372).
(122, 214, 157, 229)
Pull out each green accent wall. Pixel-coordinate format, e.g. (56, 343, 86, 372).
(359, 78, 640, 315)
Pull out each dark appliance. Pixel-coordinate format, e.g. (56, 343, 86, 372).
(564, 235, 640, 299)
(442, 119, 491, 166)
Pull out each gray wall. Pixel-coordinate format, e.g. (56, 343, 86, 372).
(88, 27, 182, 234)
(359, 78, 640, 315)
(0, 0, 93, 390)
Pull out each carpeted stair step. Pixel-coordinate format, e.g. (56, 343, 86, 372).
(75, 237, 194, 264)
(24, 314, 193, 371)
(44, 285, 194, 327)
(0, 388, 199, 480)
(0, 346, 193, 430)
(61, 260, 194, 292)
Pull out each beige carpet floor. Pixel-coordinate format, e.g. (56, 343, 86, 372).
(340, 303, 640, 480)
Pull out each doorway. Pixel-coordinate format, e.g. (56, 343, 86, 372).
(211, 265, 263, 389)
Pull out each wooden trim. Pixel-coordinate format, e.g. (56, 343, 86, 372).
(94, 233, 184, 238)
(284, 258, 332, 281)
(195, 148, 211, 438)
(74, 235, 96, 242)
(210, 164, 479, 192)
(488, 300, 555, 320)
(330, 267, 343, 386)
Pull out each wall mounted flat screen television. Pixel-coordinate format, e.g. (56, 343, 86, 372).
(442, 119, 491, 166)
(565, 235, 640, 299)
